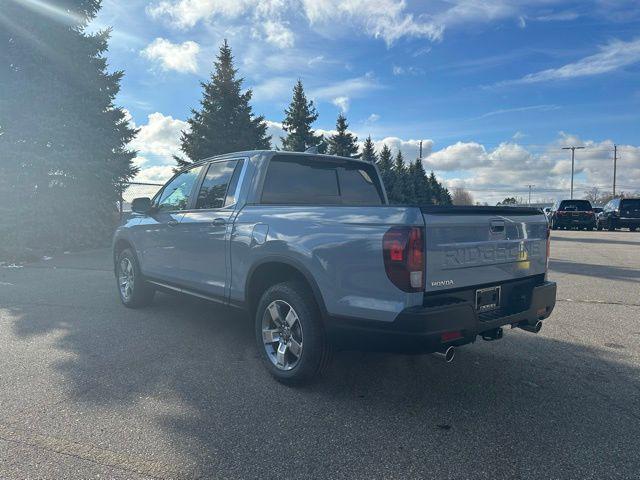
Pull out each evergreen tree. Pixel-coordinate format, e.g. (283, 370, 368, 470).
(1, 0, 137, 255)
(428, 171, 453, 205)
(281, 80, 323, 152)
(360, 136, 377, 163)
(377, 144, 394, 199)
(176, 40, 270, 168)
(327, 114, 360, 158)
(388, 150, 408, 203)
(410, 158, 431, 204)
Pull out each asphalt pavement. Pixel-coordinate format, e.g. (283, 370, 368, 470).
(1, 230, 639, 479)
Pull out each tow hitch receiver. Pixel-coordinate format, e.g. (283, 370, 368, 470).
(481, 327, 504, 341)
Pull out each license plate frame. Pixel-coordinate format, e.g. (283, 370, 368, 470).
(475, 286, 501, 312)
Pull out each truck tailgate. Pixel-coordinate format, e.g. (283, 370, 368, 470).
(421, 206, 548, 293)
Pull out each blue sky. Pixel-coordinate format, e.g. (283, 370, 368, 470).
(94, 0, 640, 203)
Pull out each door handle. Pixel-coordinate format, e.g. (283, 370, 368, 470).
(212, 218, 226, 226)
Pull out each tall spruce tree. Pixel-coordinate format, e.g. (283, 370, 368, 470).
(377, 144, 394, 199)
(387, 150, 408, 203)
(281, 80, 323, 152)
(360, 136, 377, 163)
(327, 114, 360, 158)
(1, 0, 137, 255)
(176, 40, 270, 168)
(428, 171, 452, 205)
(410, 158, 431, 204)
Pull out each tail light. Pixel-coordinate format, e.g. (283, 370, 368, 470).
(546, 224, 551, 268)
(383, 226, 424, 292)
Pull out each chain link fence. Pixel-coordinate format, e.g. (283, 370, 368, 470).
(118, 182, 164, 220)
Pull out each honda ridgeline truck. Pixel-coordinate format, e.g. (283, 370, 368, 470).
(113, 151, 556, 384)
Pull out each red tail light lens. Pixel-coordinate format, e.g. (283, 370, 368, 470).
(546, 224, 551, 267)
(383, 226, 424, 292)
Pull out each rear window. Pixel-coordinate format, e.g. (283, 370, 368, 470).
(620, 199, 640, 210)
(261, 156, 383, 205)
(559, 200, 592, 211)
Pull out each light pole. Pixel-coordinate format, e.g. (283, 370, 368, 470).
(562, 146, 585, 199)
(527, 184, 535, 204)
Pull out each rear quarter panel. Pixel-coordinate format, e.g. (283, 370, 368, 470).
(230, 206, 424, 322)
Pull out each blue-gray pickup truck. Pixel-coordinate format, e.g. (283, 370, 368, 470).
(113, 150, 556, 384)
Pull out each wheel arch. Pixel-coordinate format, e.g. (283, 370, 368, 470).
(245, 257, 328, 321)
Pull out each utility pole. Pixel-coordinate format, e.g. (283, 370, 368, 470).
(613, 145, 617, 197)
(527, 184, 535, 204)
(562, 146, 585, 199)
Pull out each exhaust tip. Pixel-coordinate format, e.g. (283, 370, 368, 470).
(518, 320, 543, 333)
(444, 346, 455, 363)
(434, 346, 456, 363)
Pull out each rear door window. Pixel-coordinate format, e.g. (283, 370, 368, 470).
(195, 160, 239, 209)
(261, 158, 340, 204)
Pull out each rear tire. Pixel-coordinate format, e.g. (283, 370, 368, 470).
(116, 248, 155, 308)
(255, 281, 330, 385)
(630, 227, 637, 232)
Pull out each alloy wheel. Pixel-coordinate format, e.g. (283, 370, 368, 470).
(118, 257, 134, 302)
(261, 300, 303, 371)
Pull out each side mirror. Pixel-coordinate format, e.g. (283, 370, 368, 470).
(131, 197, 152, 214)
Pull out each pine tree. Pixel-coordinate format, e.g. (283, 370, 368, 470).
(360, 136, 377, 163)
(377, 144, 394, 199)
(1, 0, 137, 254)
(176, 40, 270, 168)
(327, 114, 360, 158)
(388, 150, 408, 203)
(281, 80, 323, 152)
(410, 158, 431, 204)
(428, 171, 453, 205)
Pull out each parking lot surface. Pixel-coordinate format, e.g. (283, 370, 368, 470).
(1, 230, 639, 479)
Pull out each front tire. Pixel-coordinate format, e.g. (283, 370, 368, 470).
(255, 281, 330, 385)
(116, 248, 155, 308)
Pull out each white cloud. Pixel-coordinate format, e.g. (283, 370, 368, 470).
(251, 77, 295, 102)
(140, 38, 200, 73)
(302, 0, 443, 45)
(129, 112, 188, 162)
(135, 164, 176, 184)
(261, 20, 295, 48)
(310, 73, 382, 101)
(422, 133, 640, 204)
(332, 96, 350, 112)
(366, 113, 381, 124)
(424, 142, 490, 170)
(498, 37, 640, 86)
(373, 137, 434, 162)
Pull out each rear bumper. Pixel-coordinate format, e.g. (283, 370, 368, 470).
(326, 280, 557, 353)
(555, 217, 595, 227)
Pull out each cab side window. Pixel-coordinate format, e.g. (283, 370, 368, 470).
(156, 166, 203, 211)
(195, 160, 240, 209)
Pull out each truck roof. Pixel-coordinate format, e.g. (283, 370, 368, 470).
(186, 150, 372, 170)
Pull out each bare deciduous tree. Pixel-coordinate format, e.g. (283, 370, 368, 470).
(452, 187, 474, 205)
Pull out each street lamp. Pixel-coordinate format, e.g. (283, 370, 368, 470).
(562, 146, 585, 199)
